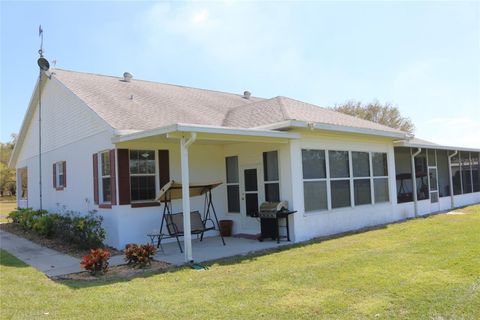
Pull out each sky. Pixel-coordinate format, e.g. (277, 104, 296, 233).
(1, 1, 479, 147)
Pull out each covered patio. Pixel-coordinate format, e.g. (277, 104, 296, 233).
(152, 235, 291, 266)
(112, 123, 300, 263)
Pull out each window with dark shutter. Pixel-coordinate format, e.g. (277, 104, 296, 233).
(117, 149, 131, 205)
(93, 154, 99, 204)
(158, 150, 170, 189)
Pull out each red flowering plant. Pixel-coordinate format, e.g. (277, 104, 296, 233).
(80, 248, 111, 275)
(124, 243, 157, 268)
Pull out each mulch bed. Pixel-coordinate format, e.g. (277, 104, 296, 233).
(53, 261, 172, 281)
(0, 222, 122, 258)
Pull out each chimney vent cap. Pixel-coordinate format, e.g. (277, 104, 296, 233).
(243, 91, 251, 99)
(123, 72, 133, 82)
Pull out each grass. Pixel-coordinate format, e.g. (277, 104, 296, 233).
(0, 197, 16, 223)
(1, 205, 479, 319)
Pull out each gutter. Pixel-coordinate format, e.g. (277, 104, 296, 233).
(111, 123, 300, 143)
(411, 148, 422, 217)
(255, 120, 410, 140)
(447, 150, 458, 209)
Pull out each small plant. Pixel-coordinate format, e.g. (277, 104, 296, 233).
(80, 248, 111, 275)
(124, 243, 157, 268)
(9, 208, 47, 229)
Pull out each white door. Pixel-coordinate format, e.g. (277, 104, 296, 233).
(239, 165, 263, 233)
(428, 166, 440, 212)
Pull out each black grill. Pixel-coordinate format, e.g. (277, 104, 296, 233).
(258, 202, 296, 243)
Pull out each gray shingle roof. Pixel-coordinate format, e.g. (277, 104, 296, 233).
(52, 69, 406, 135)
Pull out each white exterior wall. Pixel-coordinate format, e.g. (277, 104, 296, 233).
(14, 78, 118, 245)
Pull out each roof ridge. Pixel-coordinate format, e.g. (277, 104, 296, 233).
(52, 68, 266, 101)
(221, 96, 280, 126)
(275, 96, 290, 120)
(277, 95, 406, 133)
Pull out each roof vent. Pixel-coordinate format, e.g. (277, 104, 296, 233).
(243, 91, 251, 99)
(123, 72, 133, 82)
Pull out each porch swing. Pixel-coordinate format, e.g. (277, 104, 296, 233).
(147, 180, 226, 253)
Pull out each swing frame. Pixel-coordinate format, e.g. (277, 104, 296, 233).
(147, 181, 226, 253)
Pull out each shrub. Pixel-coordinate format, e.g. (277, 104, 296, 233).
(7, 209, 22, 223)
(8, 208, 47, 229)
(32, 214, 59, 238)
(80, 248, 111, 275)
(70, 211, 106, 249)
(124, 243, 157, 268)
(8, 208, 106, 250)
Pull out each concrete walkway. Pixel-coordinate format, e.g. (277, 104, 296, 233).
(1, 228, 292, 276)
(0, 229, 84, 276)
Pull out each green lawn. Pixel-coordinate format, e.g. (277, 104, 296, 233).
(0, 198, 16, 223)
(1, 206, 479, 319)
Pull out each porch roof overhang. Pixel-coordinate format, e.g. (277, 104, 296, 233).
(393, 140, 480, 153)
(254, 120, 412, 140)
(111, 123, 301, 145)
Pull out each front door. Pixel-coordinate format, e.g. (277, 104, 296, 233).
(239, 166, 263, 232)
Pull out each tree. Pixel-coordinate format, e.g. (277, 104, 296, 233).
(0, 134, 17, 196)
(332, 100, 415, 134)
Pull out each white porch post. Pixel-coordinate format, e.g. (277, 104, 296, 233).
(289, 140, 304, 242)
(411, 148, 421, 217)
(180, 133, 196, 263)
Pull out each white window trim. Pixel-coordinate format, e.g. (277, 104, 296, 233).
(55, 161, 65, 188)
(98, 151, 111, 204)
(302, 149, 391, 213)
(263, 150, 281, 202)
(226, 155, 240, 214)
(129, 149, 157, 203)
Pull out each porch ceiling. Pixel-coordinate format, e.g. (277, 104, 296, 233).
(112, 123, 301, 146)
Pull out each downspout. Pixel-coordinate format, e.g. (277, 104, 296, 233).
(180, 132, 197, 263)
(411, 148, 421, 217)
(448, 150, 458, 209)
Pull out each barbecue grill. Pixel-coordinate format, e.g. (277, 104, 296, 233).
(258, 201, 296, 243)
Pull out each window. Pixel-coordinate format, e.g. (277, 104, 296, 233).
(414, 150, 429, 200)
(302, 149, 390, 212)
(225, 156, 240, 213)
(460, 152, 472, 194)
(302, 150, 327, 211)
(18, 167, 28, 200)
(352, 152, 371, 206)
(436, 150, 450, 197)
(54, 161, 66, 189)
(329, 151, 350, 208)
(99, 151, 111, 203)
(451, 153, 462, 195)
(263, 151, 280, 202)
(129, 150, 156, 202)
(372, 153, 389, 203)
(472, 152, 480, 192)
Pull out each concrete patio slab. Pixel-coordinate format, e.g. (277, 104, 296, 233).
(153, 235, 291, 266)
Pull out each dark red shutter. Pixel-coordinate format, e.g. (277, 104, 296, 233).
(93, 154, 99, 205)
(53, 163, 57, 188)
(110, 149, 117, 205)
(158, 149, 170, 189)
(117, 149, 131, 205)
(63, 161, 67, 188)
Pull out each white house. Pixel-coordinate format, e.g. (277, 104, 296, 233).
(10, 68, 480, 262)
